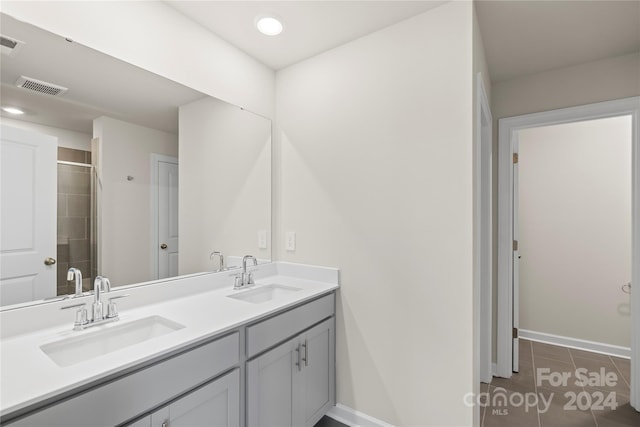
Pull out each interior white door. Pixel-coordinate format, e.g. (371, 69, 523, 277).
(512, 139, 520, 373)
(156, 156, 179, 279)
(0, 125, 57, 305)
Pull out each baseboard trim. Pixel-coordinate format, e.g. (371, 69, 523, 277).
(519, 329, 631, 359)
(326, 404, 395, 427)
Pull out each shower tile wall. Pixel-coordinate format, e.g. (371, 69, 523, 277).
(57, 148, 92, 295)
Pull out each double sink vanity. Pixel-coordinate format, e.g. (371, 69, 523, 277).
(0, 262, 339, 426)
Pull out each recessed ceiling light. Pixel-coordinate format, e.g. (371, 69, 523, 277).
(255, 15, 283, 36)
(2, 107, 24, 115)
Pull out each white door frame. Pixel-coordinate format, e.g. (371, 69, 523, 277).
(150, 154, 178, 280)
(475, 73, 493, 384)
(496, 97, 640, 410)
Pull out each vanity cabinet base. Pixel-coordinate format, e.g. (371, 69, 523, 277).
(247, 317, 335, 427)
(3, 291, 336, 427)
(126, 369, 239, 427)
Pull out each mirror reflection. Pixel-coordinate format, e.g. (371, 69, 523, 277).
(0, 13, 271, 307)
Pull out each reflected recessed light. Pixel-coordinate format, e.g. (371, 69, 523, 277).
(2, 107, 24, 115)
(255, 15, 283, 36)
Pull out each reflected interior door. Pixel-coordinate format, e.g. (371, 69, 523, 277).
(157, 156, 179, 279)
(0, 125, 57, 305)
(512, 139, 520, 373)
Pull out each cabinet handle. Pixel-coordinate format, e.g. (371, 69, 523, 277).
(302, 339, 308, 367)
(295, 344, 302, 371)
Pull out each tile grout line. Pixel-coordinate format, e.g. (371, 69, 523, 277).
(480, 384, 487, 427)
(568, 349, 599, 427)
(609, 354, 631, 389)
(530, 341, 542, 427)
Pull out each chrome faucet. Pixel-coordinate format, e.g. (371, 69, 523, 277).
(210, 251, 226, 272)
(234, 255, 258, 289)
(61, 275, 128, 331)
(92, 276, 108, 322)
(67, 267, 83, 297)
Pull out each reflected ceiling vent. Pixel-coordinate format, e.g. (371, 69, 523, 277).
(1, 35, 25, 57)
(15, 76, 68, 96)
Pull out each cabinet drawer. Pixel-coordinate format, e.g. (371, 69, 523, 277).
(246, 293, 334, 358)
(8, 332, 240, 427)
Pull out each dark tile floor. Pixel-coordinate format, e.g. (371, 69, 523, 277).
(314, 415, 348, 427)
(314, 340, 639, 427)
(482, 339, 640, 427)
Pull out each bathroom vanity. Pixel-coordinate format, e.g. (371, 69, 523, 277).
(0, 262, 338, 427)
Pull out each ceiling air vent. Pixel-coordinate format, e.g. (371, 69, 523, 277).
(15, 76, 68, 96)
(1, 35, 25, 57)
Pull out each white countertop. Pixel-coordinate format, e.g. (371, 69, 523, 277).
(0, 262, 339, 418)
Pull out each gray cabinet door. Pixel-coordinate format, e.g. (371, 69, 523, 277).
(151, 369, 240, 427)
(246, 336, 301, 427)
(301, 318, 335, 427)
(247, 317, 335, 427)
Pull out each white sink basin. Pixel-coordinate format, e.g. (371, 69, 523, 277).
(227, 284, 301, 304)
(40, 316, 185, 367)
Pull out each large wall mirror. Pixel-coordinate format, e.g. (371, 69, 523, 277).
(0, 13, 272, 307)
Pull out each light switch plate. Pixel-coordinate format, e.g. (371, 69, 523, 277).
(285, 231, 296, 251)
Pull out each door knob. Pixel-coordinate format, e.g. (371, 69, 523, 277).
(160, 243, 168, 250)
(44, 257, 57, 266)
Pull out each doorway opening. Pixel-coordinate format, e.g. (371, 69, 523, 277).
(496, 97, 640, 411)
(516, 116, 631, 356)
(56, 147, 98, 295)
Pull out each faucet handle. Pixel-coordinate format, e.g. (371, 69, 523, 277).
(106, 294, 129, 319)
(233, 275, 243, 289)
(61, 302, 89, 330)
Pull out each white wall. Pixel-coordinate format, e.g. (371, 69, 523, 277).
(275, 2, 474, 425)
(1, 1, 275, 118)
(518, 116, 632, 347)
(472, 0, 492, 410)
(178, 97, 271, 275)
(492, 53, 640, 120)
(0, 117, 91, 151)
(93, 116, 177, 286)
(490, 52, 640, 361)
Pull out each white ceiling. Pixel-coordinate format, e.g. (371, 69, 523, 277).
(165, 1, 447, 70)
(476, 0, 640, 83)
(168, 0, 640, 81)
(2, 1, 638, 134)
